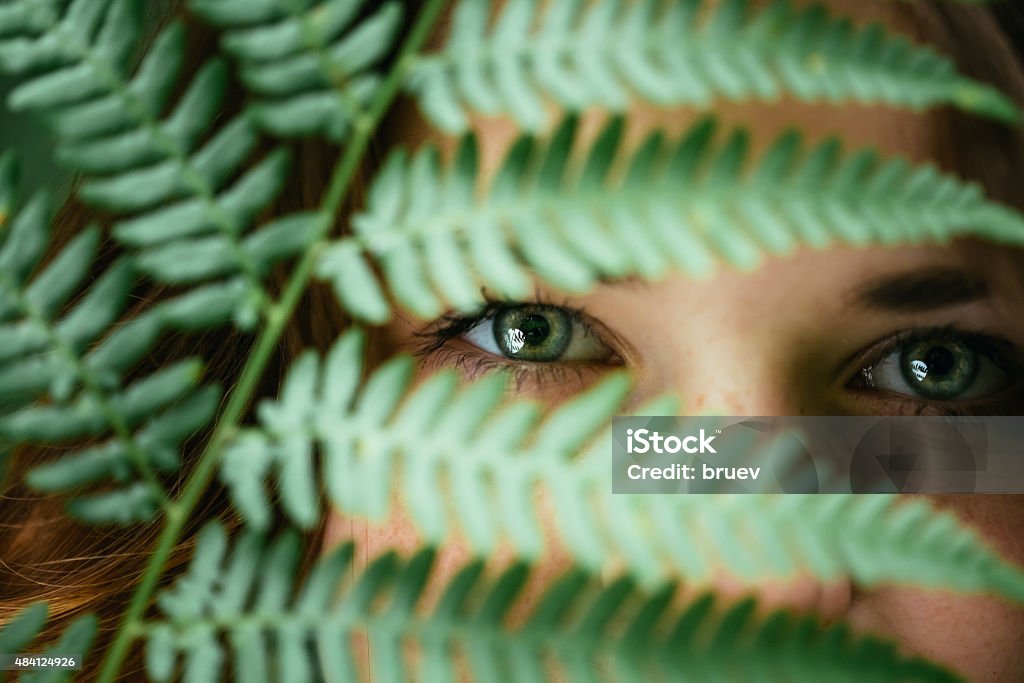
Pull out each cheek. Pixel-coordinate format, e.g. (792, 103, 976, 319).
(321, 489, 578, 625)
(849, 588, 1024, 681)
(848, 494, 1024, 681)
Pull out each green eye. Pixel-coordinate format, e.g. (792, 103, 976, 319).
(489, 306, 572, 361)
(462, 304, 614, 363)
(901, 339, 978, 401)
(899, 340, 978, 400)
(864, 335, 1015, 402)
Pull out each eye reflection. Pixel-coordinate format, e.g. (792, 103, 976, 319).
(909, 359, 929, 382)
(505, 327, 527, 354)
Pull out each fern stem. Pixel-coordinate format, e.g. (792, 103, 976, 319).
(93, 2, 449, 680)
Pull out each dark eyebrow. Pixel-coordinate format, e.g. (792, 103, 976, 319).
(852, 267, 991, 313)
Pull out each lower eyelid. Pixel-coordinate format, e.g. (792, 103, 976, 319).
(844, 384, 1024, 416)
(422, 344, 616, 392)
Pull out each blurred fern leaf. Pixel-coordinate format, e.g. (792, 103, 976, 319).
(190, 0, 405, 139)
(19, 614, 98, 683)
(0, 602, 48, 655)
(145, 523, 962, 683)
(220, 330, 1024, 598)
(0, 2, 317, 329)
(0, 602, 97, 683)
(0, 152, 222, 523)
(319, 115, 1024, 322)
(409, 0, 1021, 133)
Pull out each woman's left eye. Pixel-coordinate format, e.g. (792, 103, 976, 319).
(462, 304, 615, 362)
(860, 334, 1018, 402)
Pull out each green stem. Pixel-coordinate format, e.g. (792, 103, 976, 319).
(94, 2, 448, 680)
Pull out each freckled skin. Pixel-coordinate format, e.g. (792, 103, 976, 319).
(325, 2, 1024, 680)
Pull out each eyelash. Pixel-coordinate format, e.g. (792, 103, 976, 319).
(417, 304, 1024, 414)
(853, 326, 1010, 376)
(418, 344, 601, 391)
(413, 299, 619, 388)
(416, 298, 602, 352)
(846, 325, 1023, 415)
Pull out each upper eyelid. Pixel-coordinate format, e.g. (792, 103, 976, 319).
(426, 302, 623, 360)
(841, 326, 981, 379)
(847, 328, 1022, 396)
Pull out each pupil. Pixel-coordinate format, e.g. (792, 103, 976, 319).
(519, 314, 551, 346)
(899, 339, 979, 400)
(923, 346, 955, 377)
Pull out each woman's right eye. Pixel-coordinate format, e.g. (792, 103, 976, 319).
(461, 304, 616, 363)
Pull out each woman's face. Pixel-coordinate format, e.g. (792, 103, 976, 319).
(325, 3, 1024, 680)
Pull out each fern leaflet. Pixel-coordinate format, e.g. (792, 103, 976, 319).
(144, 522, 962, 683)
(0, 152, 225, 523)
(0, 602, 97, 683)
(190, 0, 405, 140)
(408, 0, 1021, 133)
(219, 330, 1024, 597)
(318, 114, 1024, 322)
(0, 0, 318, 329)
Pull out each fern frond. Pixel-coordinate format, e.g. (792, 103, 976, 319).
(0, 602, 97, 683)
(19, 614, 98, 683)
(0, 602, 48, 655)
(319, 115, 1024, 322)
(0, 154, 223, 523)
(143, 524, 961, 683)
(189, 0, 405, 140)
(0, 0, 133, 74)
(0, 2, 316, 329)
(408, 0, 1021, 133)
(220, 330, 1024, 598)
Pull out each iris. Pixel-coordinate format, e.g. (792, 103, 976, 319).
(492, 305, 572, 361)
(900, 340, 979, 400)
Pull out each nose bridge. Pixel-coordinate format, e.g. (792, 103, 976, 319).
(660, 330, 806, 417)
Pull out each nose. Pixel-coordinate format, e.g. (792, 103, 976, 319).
(629, 314, 853, 624)
(658, 344, 821, 417)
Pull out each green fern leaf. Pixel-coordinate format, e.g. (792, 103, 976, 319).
(221, 330, 1024, 598)
(0, 156, 225, 524)
(0, 4, 317, 329)
(190, 0, 405, 139)
(0, 2, 62, 40)
(409, 0, 1021, 133)
(319, 115, 1024, 321)
(0, 0, 134, 74)
(0, 602, 48, 655)
(18, 614, 98, 683)
(0, 602, 97, 683)
(143, 525, 962, 683)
